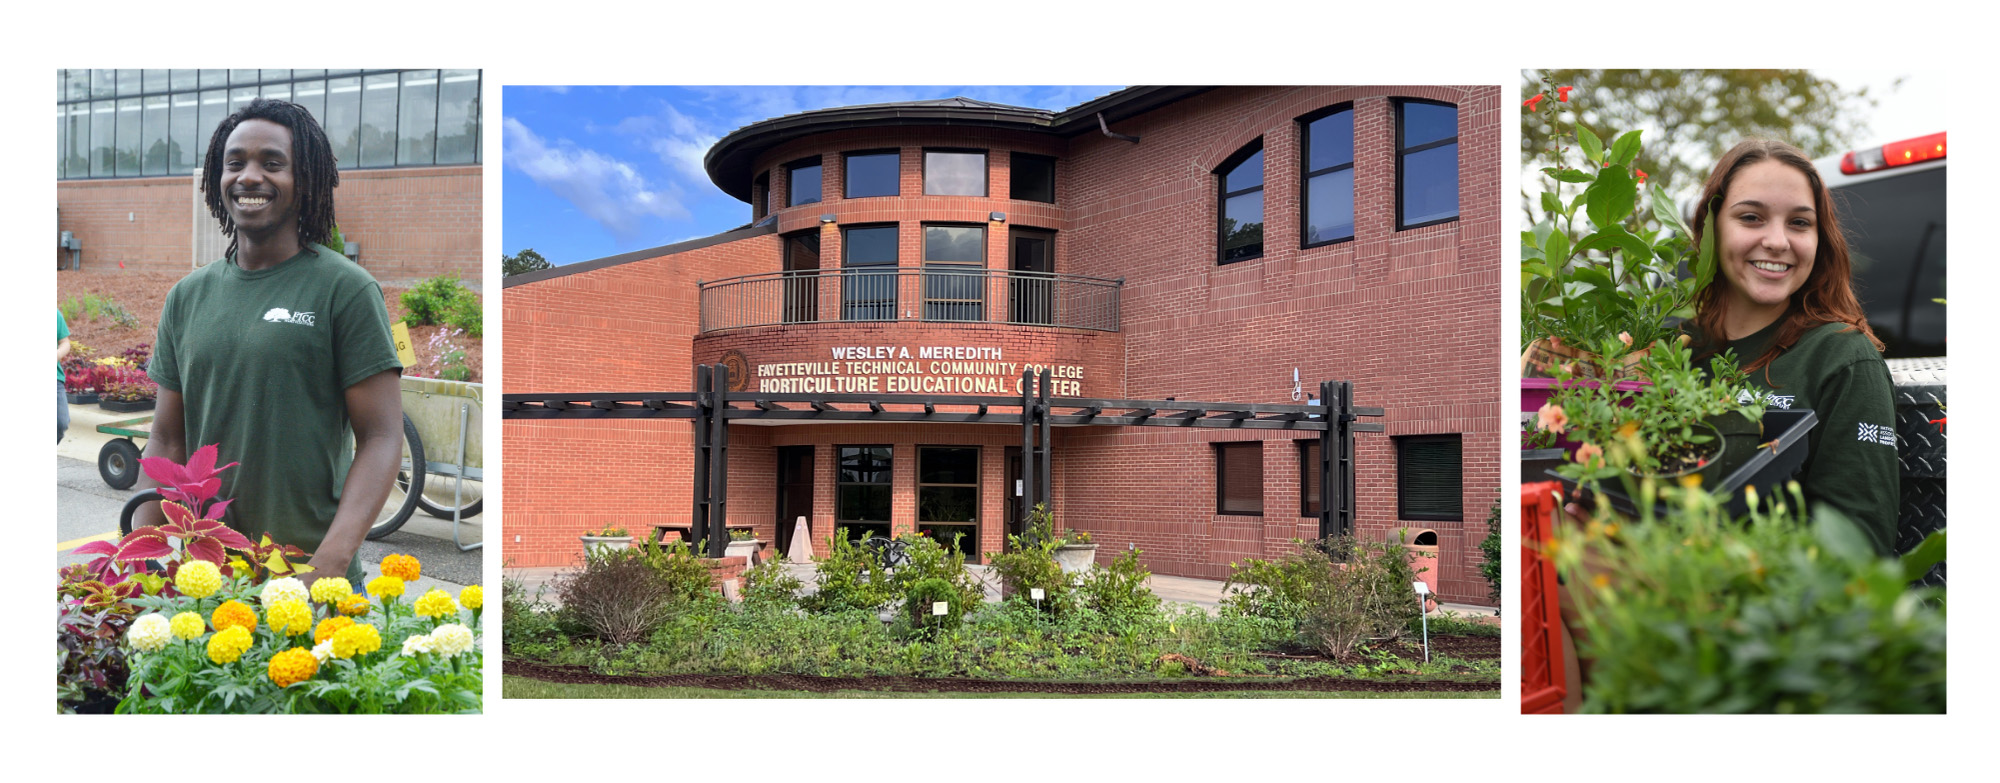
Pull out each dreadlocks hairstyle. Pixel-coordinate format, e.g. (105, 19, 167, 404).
(1689, 138, 1881, 375)
(200, 97, 340, 258)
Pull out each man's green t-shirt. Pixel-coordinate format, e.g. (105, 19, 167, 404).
(58, 310, 70, 381)
(1692, 319, 1899, 555)
(148, 244, 402, 584)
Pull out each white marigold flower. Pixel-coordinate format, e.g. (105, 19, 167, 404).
(401, 633, 434, 656)
(127, 614, 173, 653)
(312, 639, 334, 663)
(259, 576, 309, 606)
(428, 623, 475, 657)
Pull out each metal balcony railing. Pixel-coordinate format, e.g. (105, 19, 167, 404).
(699, 267, 1123, 333)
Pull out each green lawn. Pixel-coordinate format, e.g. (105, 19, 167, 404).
(503, 675, 1496, 700)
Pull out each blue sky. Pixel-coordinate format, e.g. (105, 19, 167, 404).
(503, 85, 1120, 265)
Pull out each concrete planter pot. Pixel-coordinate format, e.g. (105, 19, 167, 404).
(724, 539, 762, 566)
(580, 535, 632, 557)
(1053, 543, 1098, 573)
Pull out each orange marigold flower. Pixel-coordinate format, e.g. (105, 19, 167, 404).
(267, 647, 319, 688)
(381, 553, 422, 583)
(211, 600, 258, 635)
(1535, 402, 1569, 435)
(1523, 94, 1546, 110)
(314, 616, 356, 645)
(338, 594, 372, 617)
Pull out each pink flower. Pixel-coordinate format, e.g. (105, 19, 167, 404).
(1523, 94, 1546, 111)
(1536, 403, 1569, 435)
(1558, 86, 1575, 102)
(1574, 443, 1604, 467)
(1618, 331, 1633, 348)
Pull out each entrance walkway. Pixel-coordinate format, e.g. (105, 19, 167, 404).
(503, 561, 1497, 618)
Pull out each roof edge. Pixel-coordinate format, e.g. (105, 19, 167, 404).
(502, 224, 777, 288)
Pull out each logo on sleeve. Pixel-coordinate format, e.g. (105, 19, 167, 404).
(1735, 389, 1796, 409)
(1857, 422, 1896, 447)
(262, 307, 316, 327)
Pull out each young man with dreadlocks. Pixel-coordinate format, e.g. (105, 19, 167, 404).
(135, 98, 404, 589)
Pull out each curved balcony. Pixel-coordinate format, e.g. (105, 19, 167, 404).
(699, 268, 1123, 334)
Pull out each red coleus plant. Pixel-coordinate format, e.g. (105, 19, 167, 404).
(76, 444, 253, 572)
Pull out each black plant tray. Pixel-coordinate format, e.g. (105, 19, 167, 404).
(99, 398, 156, 413)
(66, 392, 99, 405)
(1546, 408, 1818, 519)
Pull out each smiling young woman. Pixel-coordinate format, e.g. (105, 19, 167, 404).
(1685, 138, 1898, 554)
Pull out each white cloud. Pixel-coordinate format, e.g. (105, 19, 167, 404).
(613, 104, 719, 183)
(503, 117, 689, 241)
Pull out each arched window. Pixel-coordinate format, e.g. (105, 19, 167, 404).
(1395, 99, 1459, 229)
(1217, 140, 1264, 264)
(1299, 104, 1355, 246)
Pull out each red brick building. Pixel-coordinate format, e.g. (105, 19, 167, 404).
(504, 86, 1501, 605)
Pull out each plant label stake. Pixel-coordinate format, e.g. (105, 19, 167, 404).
(1031, 587, 1044, 611)
(1414, 581, 1431, 662)
(932, 602, 949, 616)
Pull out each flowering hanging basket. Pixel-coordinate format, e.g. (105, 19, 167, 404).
(1521, 337, 1649, 381)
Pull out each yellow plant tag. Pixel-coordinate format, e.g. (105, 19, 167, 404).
(391, 321, 417, 366)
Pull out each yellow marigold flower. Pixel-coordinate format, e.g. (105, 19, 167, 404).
(212, 600, 258, 634)
(174, 560, 223, 599)
(314, 616, 355, 645)
(330, 623, 383, 659)
(380, 553, 421, 582)
(338, 594, 372, 616)
(267, 647, 319, 687)
(127, 614, 172, 653)
(267, 598, 313, 637)
(429, 623, 475, 657)
(260, 576, 308, 606)
(413, 588, 457, 619)
(207, 626, 254, 664)
(309, 577, 353, 605)
(170, 611, 206, 641)
(459, 585, 483, 611)
(367, 575, 405, 600)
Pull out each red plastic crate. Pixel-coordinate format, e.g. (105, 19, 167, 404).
(1520, 481, 1566, 714)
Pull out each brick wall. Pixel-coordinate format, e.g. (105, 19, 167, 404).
(53, 166, 481, 281)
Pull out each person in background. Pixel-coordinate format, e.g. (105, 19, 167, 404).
(57, 310, 71, 443)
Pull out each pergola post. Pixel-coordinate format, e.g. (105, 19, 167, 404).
(1319, 380, 1337, 540)
(707, 363, 730, 558)
(1037, 367, 1053, 515)
(1020, 369, 1036, 529)
(690, 364, 712, 554)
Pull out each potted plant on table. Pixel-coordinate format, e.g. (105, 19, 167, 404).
(724, 527, 762, 564)
(580, 526, 632, 557)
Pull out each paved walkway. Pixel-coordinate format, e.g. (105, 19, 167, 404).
(503, 561, 1496, 618)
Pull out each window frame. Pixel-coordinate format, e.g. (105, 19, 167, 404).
(1214, 441, 1264, 516)
(835, 444, 894, 539)
(917, 445, 981, 557)
(1215, 139, 1266, 265)
(1298, 103, 1356, 249)
(785, 155, 824, 207)
(1298, 439, 1323, 517)
(1393, 98, 1461, 231)
(923, 147, 988, 197)
(1009, 152, 1057, 203)
(1395, 433, 1464, 522)
(843, 149, 901, 199)
(840, 223, 900, 322)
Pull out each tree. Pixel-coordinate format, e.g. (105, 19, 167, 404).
(1522, 70, 1879, 226)
(502, 248, 551, 277)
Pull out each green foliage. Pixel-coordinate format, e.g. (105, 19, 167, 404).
(801, 530, 897, 614)
(1562, 482, 1946, 713)
(1224, 536, 1424, 659)
(636, 538, 721, 605)
(904, 577, 967, 636)
(502, 247, 552, 277)
(501, 576, 563, 657)
(554, 548, 682, 645)
(989, 507, 1075, 615)
(741, 556, 804, 609)
(59, 293, 140, 330)
(1077, 548, 1160, 623)
(1544, 337, 1763, 481)
(400, 274, 483, 337)
(1479, 499, 1503, 606)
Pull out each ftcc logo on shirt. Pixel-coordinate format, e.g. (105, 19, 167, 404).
(262, 307, 316, 327)
(1735, 389, 1796, 409)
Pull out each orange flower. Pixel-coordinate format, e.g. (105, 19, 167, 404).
(1558, 86, 1575, 102)
(1618, 331, 1633, 348)
(1535, 402, 1569, 435)
(381, 553, 422, 583)
(1574, 443, 1604, 467)
(1523, 94, 1546, 110)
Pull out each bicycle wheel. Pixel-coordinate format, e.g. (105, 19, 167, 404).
(366, 414, 425, 541)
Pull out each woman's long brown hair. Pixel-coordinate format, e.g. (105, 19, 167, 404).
(1689, 139, 1882, 373)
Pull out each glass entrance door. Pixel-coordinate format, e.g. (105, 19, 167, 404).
(1009, 228, 1053, 325)
(775, 445, 813, 554)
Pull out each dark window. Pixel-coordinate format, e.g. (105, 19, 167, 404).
(1300, 440, 1323, 516)
(841, 225, 898, 321)
(1215, 442, 1263, 516)
(1396, 100, 1459, 229)
(918, 446, 980, 559)
(1010, 152, 1056, 203)
(1300, 105, 1355, 246)
(782, 230, 820, 323)
(925, 149, 986, 196)
(752, 171, 770, 220)
(787, 157, 823, 207)
(1217, 141, 1264, 263)
(923, 224, 985, 322)
(1396, 434, 1462, 521)
(845, 150, 900, 198)
(837, 445, 893, 541)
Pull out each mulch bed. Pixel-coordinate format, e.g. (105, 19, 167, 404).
(504, 659, 1500, 695)
(56, 268, 481, 382)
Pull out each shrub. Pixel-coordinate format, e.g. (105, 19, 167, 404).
(1077, 547, 1160, 624)
(1297, 536, 1424, 660)
(400, 274, 483, 337)
(59, 293, 139, 330)
(1480, 498, 1503, 606)
(903, 577, 966, 636)
(554, 549, 680, 646)
(741, 556, 803, 609)
(989, 504, 1076, 615)
(500, 576, 562, 655)
(635, 538, 719, 604)
(1562, 482, 1947, 713)
(801, 530, 897, 614)
(879, 534, 981, 609)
